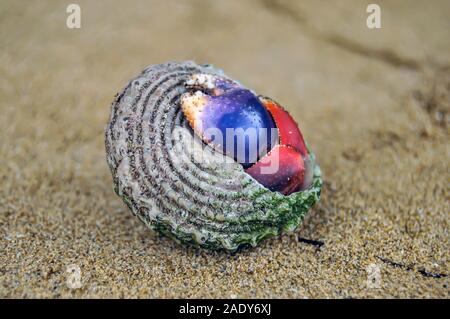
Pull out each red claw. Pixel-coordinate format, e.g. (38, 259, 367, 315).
(244, 97, 311, 195)
(259, 97, 308, 157)
(245, 145, 305, 195)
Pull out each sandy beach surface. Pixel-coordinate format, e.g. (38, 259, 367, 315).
(0, 0, 449, 298)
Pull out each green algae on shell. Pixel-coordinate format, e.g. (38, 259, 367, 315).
(105, 61, 322, 251)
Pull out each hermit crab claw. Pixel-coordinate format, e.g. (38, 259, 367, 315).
(181, 74, 278, 168)
(181, 73, 313, 195)
(249, 97, 314, 194)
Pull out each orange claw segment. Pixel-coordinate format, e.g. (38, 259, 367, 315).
(259, 96, 308, 157)
(245, 145, 305, 195)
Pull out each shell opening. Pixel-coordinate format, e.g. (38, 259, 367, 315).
(180, 73, 313, 195)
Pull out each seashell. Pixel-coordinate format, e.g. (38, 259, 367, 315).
(105, 61, 322, 251)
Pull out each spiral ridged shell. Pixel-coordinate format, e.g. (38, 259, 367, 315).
(105, 61, 322, 251)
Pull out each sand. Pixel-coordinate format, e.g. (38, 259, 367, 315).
(0, 0, 448, 298)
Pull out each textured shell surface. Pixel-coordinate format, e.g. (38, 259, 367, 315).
(105, 61, 322, 251)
